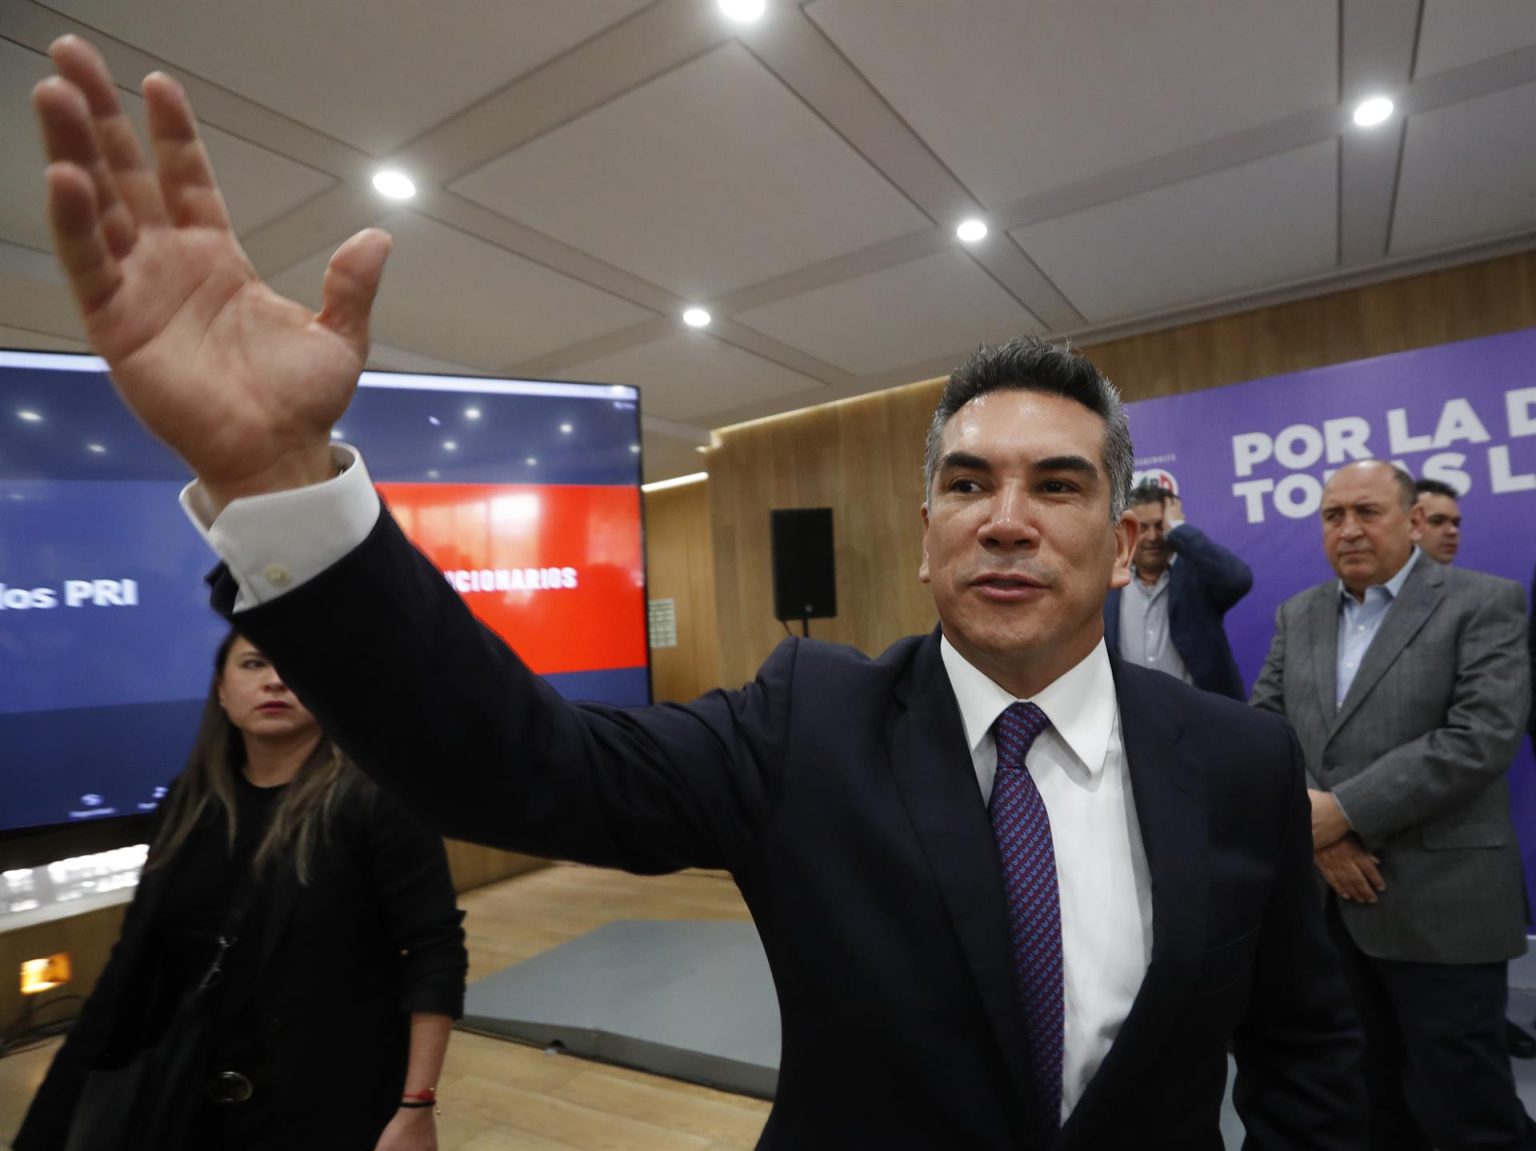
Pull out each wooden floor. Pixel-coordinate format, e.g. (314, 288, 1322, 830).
(0, 864, 772, 1150)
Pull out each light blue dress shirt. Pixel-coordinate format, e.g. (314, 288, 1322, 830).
(1336, 547, 1422, 709)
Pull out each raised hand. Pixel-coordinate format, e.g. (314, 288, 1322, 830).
(31, 36, 392, 510)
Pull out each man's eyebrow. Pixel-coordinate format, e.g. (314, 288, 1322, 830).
(938, 451, 990, 473)
(1036, 455, 1100, 478)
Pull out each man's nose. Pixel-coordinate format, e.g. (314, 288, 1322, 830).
(980, 486, 1035, 545)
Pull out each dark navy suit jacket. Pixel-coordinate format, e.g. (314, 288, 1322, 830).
(222, 509, 1363, 1151)
(1104, 523, 1254, 700)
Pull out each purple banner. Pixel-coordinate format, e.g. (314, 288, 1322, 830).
(1122, 327, 1536, 914)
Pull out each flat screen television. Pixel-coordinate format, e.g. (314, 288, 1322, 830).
(0, 348, 649, 854)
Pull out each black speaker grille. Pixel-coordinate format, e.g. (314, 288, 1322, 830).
(770, 508, 836, 621)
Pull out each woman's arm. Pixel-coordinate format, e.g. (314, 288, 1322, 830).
(372, 1011, 453, 1151)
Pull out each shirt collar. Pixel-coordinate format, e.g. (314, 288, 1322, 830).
(1128, 563, 1173, 592)
(1338, 546, 1421, 605)
(939, 635, 1118, 778)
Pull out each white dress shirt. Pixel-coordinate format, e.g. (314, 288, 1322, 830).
(940, 637, 1153, 1122)
(186, 453, 1154, 1121)
(180, 444, 379, 607)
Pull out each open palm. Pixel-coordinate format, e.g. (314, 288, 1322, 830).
(32, 36, 391, 505)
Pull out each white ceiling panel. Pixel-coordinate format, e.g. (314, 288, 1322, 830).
(43, 0, 652, 155)
(450, 43, 930, 300)
(1392, 79, 1536, 255)
(807, 0, 1336, 209)
(0, 265, 84, 342)
(267, 212, 654, 370)
(737, 250, 1038, 375)
(1415, 0, 1536, 78)
(5, 0, 1536, 484)
(0, 39, 334, 253)
(0, 324, 88, 353)
(1013, 141, 1338, 324)
(559, 331, 827, 422)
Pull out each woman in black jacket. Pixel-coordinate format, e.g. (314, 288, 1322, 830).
(16, 630, 468, 1151)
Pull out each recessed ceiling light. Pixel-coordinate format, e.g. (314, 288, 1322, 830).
(428, 416, 441, 426)
(372, 169, 416, 200)
(525, 456, 538, 466)
(559, 422, 573, 434)
(17, 409, 41, 423)
(86, 443, 106, 454)
(1352, 96, 1394, 127)
(956, 218, 988, 243)
(464, 407, 481, 420)
(718, 0, 765, 22)
(443, 440, 458, 452)
(683, 307, 712, 328)
(427, 469, 440, 479)
(629, 443, 641, 454)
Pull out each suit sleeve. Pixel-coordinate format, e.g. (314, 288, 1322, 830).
(362, 785, 468, 1019)
(220, 509, 791, 877)
(1331, 580, 1532, 841)
(1249, 601, 1288, 716)
(1528, 565, 1534, 740)
(1167, 523, 1253, 611)
(1230, 718, 1368, 1150)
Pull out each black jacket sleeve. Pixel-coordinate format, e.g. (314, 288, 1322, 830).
(361, 785, 467, 1018)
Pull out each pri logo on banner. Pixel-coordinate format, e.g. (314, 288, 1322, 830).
(1131, 468, 1180, 496)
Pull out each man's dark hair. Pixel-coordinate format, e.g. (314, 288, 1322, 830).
(1128, 480, 1169, 508)
(924, 337, 1133, 519)
(1414, 477, 1462, 501)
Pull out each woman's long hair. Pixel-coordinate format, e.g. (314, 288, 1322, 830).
(147, 630, 364, 884)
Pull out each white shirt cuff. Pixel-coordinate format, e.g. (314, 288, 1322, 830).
(179, 444, 380, 612)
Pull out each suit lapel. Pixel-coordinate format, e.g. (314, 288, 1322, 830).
(1103, 589, 1122, 657)
(1059, 660, 1208, 1149)
(1330, 558, 1444, 738)
(887, 629, 1039, 1113)
(1304, 585, 1339, 725)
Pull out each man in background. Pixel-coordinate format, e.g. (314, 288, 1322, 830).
(1413, 477, 1536, 1058)
(1103, 481, 1253, 699)
(1253, 460, 1533, 1151)
(1414, 478, 1462, 564)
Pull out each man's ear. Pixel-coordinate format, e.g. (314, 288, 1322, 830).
(1409, 501, 1427, 537)
(918, 502, 931, 584)
(1111, 511, 1138, 590)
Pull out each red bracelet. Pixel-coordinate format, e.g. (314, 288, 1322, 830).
(402, 1087, 436, 1103)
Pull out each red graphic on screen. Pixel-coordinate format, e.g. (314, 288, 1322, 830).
(379, 483, 647, 676)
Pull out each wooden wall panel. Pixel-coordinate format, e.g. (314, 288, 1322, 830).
(709, 250, 1536, 688)
(644, 481, 721, 703)
(711, 380, 944, 689)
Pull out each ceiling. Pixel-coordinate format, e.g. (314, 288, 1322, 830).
(2, 0, 1535, 482)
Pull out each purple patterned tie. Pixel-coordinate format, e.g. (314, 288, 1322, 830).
(990, 701, 1063, 1143)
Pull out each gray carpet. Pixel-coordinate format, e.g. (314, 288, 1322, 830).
(465, 920, 1536, 1142)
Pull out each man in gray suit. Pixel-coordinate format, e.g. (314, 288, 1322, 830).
(1252, 459, 1533, 1151)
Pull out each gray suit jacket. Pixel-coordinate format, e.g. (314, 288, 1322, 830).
(1251, 556, 1531, 964)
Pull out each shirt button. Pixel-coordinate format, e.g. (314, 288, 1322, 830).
(264, 564, 292, 588)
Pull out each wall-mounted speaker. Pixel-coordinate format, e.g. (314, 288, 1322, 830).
(770, 508, 836, 623)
